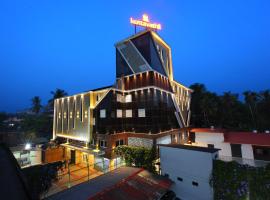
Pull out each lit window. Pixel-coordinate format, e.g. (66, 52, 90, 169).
(117, 94, 123, 102)
(58, 113, 61, 119)
(125, 94, 132, 103)
(125, 109, 132, 118)
(117, 109, 122, 118)
(84, 110, 88, 118)
(70, 112, 73, 118)
(64, 112, 67, 119)
(100, 109, 106, 118)
(138, 109, 145, 117)
(76, 111, 80, 119)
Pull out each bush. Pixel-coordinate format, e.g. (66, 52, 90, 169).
(22, 161, 63, 199)
(114, 145, 156, 173)
(210, 160, 270, 200)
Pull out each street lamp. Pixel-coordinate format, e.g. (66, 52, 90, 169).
(25, 143, 31, 150)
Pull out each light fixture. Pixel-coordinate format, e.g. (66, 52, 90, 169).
(25, 143, 31, 150)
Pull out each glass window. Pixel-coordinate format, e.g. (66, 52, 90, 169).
(117, 94, 123, 102)
(192, 181, 199, 186)
(125, 94, 132, 103)
(100, 109, 106, 118)
(92, 118, 95, 125)
(116, 139, 124, 147)
(99, 140, 107, 148)
(125, 109, 132, 118)
(117, 109, 122, 118)
(138, 109, 146, 117)
(177, 177, 183, 182)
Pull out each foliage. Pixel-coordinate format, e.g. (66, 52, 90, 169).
(21, 114, 53, 139)
(31, 96, 42, 114)
(22, 161, 63, 199)
(114, 145, 157, 173)
(0, 112, 7, 130)
(210, 160, 270, 200)
(190, 83, 270, 131)
(248, 164, 270, 200)
(47, 88, 68, 112)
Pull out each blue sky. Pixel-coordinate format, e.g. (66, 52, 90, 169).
(0, 0, 270, 112)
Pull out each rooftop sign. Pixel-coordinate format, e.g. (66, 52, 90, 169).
(130, 14, 162, 30)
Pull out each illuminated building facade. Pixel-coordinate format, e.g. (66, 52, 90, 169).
(53, 27, 192, 163)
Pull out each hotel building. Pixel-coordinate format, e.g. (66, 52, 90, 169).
(52, 29, 192, 165)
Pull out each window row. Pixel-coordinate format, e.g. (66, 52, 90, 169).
(117, 94, 132, 103)
(99, 109, 145, 118)
(165, 174, 199, 187)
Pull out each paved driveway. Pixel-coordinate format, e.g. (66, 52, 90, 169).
(47, 167, 140, 200)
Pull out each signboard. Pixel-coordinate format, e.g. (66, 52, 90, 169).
(130, 14, 162, 30)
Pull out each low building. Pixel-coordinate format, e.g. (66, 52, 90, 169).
(189, 128, 270, 166)
(159, 144, 219, 200)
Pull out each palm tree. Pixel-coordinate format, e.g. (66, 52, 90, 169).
(31, 96, 42, 114)
(243, 91, 259, 129)
(47, 89, 68, 111)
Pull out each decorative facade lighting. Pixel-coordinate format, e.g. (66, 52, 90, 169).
(130, 14, 161, 30)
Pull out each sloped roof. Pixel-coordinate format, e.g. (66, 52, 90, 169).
(224, 132, 270, 146)
(89, 168, 172, 200)
(159, 144, 220, 153)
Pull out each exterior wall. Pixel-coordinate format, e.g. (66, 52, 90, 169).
(93, 88, 179, 135)
(13, 149, 42, 167)
(156, 135, 171, 145)
(160, 146, 215, 200)
(193, 132, 232, 157)
(29, 150, 42, 165)
(54, 93, 91, 142)
(121, 71, 172, 92)
(128, 137, 153, 148)
(241, 144, 254, 160)
(44, 147, 65, 163)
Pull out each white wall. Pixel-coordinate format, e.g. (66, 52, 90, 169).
(193, 132, 232, 157)
(160, 146, 215, 200)
(241, 144, 254, 160)
(29, 150, 42, 165)
(128, 137, 153, 148)
(156, 135, 171, 145)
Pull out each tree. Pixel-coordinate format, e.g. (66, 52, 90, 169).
(31, 96, 42, 114)
(47, 89, 68, 112)
(243, 91, 259, 129)
(257, 90, 270, 131)
(218, 92, 248, 130)
(190, 83, 219, 127)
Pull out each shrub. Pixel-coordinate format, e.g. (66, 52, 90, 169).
(114, 145, 156, 173)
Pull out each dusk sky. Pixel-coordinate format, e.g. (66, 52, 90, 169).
(1, 0, 270, 112)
